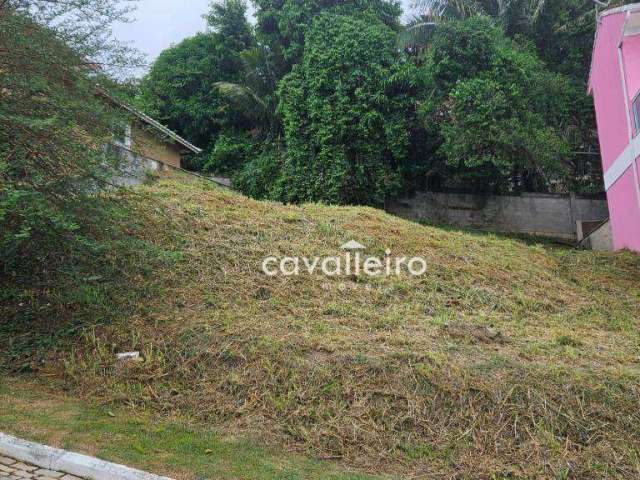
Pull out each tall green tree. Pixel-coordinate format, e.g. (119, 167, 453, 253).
(420, 16, 573, 192)
(253, 0, 403, 76)
(206, 0, 254, 50)
(210, 0, 408, 181)
(0, 0, 137, 275)
(406, 1, 621, 192)
(138, 0, 254, 166)
(273, 12, 418, 205)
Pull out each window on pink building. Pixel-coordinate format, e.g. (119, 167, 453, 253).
(634, 92, 640, 137)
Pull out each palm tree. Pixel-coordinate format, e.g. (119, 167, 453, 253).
(407, 0, 630, 34)
(213, 45, 281, 139)
(400, 0, 555, 50)
(412, 0, 548, 22)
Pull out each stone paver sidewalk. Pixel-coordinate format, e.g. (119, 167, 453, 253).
(0, 432, 172, 480)
(0, 456, 82, 480)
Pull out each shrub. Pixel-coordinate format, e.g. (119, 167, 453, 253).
(233, 147, 283, 200)
(203, 131, 254, 176)
(440, 76, 570, 192)
(0, 4, 132, 277)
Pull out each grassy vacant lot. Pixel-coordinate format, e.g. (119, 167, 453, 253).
(2, 172, 640, 479)
(0, 378, 379, 480)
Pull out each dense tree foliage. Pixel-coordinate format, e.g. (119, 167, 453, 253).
(416, 0, 631, 78)
(138, 0, 254, 167)
(273, 12, 417, 205)
(419, 17, 574, 192)
(136, 0, 615, 203)
(410, 0, 635, 191)
(253, 0, 403, 74)
(0, 1, 135, 275)
(203, 131, 255, 175)
(138, 33, 239, 165)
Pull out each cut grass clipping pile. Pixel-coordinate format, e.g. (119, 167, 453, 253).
(2, 172, 640, 479)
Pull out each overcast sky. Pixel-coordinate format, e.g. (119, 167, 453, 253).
(112, 0, 415, 76)
(112, 0, 215, 73)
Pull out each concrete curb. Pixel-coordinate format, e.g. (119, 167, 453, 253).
(0, 433, 173, 480)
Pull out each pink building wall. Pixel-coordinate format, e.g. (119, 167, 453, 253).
(590, 4, 640, 251)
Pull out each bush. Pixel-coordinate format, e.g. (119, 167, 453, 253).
(0, 5, 131, 277)
(233, 147, 283, 200)
(203, 132, 254, 176)
(439, 76, 570, 192)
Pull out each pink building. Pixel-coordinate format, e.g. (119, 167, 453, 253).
(590, 3, 640, 251)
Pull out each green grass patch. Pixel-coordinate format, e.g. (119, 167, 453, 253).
(0, 378, 383, 480)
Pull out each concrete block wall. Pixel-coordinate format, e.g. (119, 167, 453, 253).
(111, 145, 164, 187)
(386, 191, 610, 241)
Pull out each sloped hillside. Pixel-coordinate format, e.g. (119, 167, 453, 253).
(4, 173, 640, 479)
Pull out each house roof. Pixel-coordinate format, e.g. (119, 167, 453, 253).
(623, 8, 640, 36)
(588, 3, 640, 94)
(598, 3, 640, 18)
(96, 87, 202, 155)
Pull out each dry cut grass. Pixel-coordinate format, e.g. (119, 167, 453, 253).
(6, 172, 640, 479)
